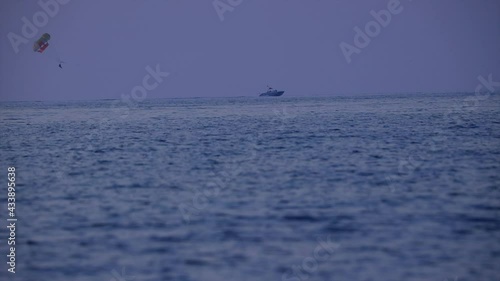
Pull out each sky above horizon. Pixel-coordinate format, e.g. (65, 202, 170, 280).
(1, 0, 499, 101)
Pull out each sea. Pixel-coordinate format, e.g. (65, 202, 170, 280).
(0, 93, 499, 281)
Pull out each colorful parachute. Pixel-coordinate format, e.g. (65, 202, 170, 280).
(33, 33, 51, 53)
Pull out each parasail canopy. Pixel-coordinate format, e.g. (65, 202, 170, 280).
(33, 33, 51, 53)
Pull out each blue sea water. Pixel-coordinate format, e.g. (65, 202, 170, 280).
(0, 93, 499, 281)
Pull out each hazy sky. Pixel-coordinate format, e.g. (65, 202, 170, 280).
(1, 0, 499, 101)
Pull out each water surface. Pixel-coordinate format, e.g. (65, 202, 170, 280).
(1, 94, 499, 281)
